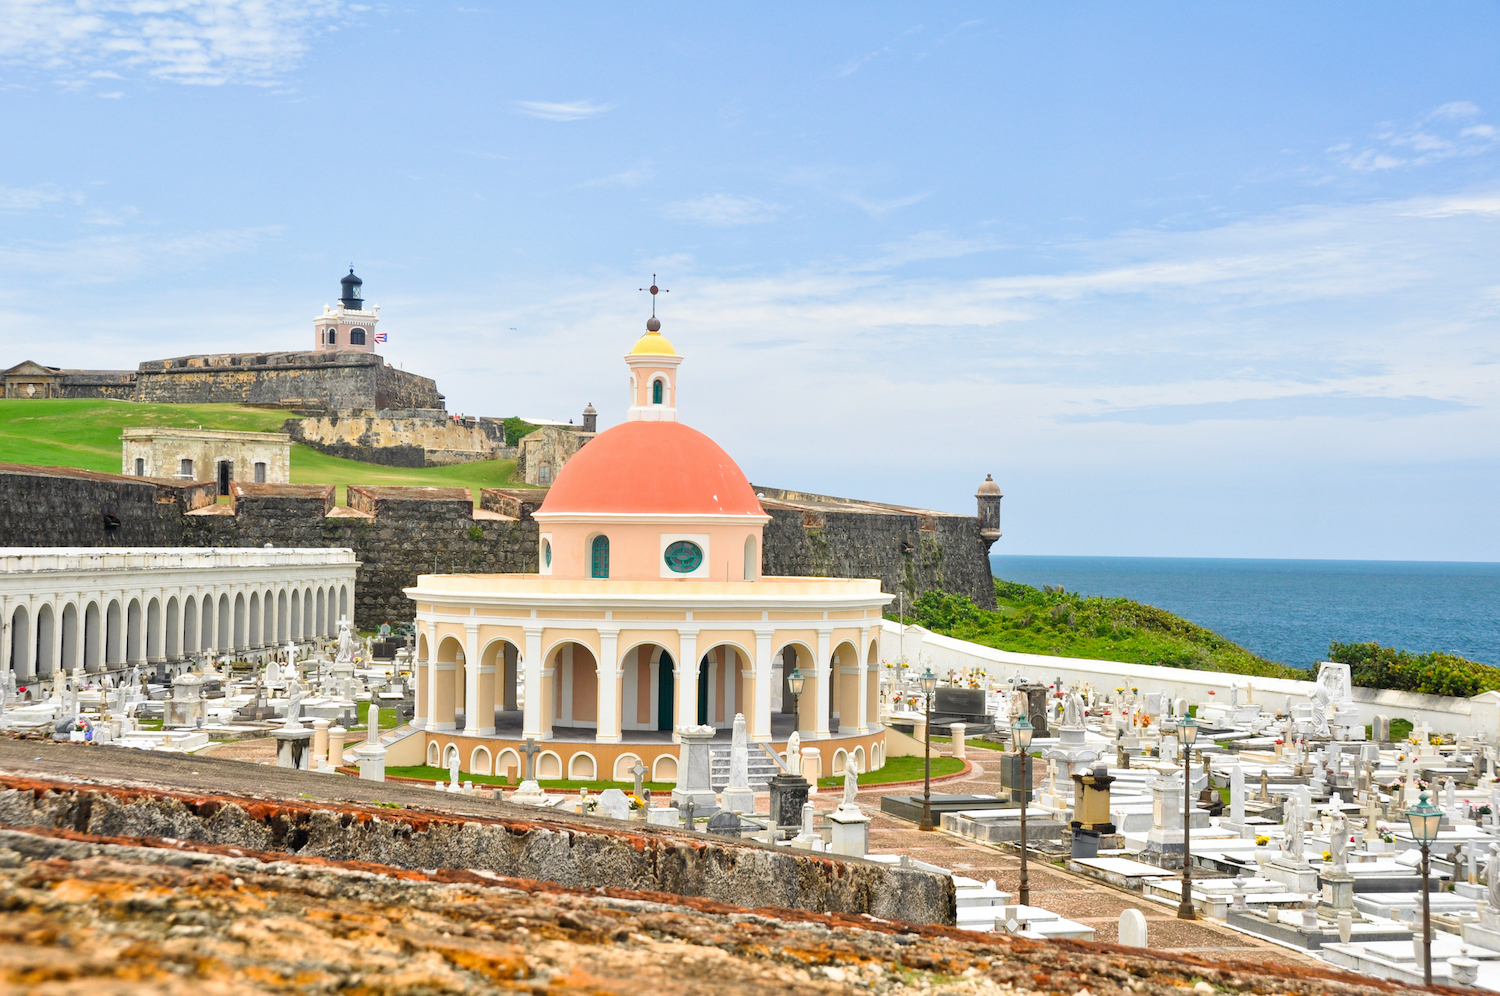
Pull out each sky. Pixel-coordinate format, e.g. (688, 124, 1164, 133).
(1, 3, 1498, 562)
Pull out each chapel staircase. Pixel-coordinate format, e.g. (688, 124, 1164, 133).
(709, 742, 783, 792)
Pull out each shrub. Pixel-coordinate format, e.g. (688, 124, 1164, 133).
(1328, 641, 1500, 697)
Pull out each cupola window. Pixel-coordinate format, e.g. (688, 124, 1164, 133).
(350, 328, 366, 345)
(652, 379, 663, 404)
(664, 540, 703, 574)
(591, 535, 610, 578)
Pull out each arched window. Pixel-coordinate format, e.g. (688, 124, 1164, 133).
(591, 535, 609, 578)
(652, 379, 663, 404)
(254, 462, 267, 483)
(743, 535, 757, 581)
(350, 328, 366, 345)
(325, 328, 336, 345)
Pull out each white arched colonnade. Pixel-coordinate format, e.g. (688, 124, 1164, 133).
(1, 547, 359, 680)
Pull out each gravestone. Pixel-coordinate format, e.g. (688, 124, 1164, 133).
(1119, 909, 1147, 948)
(1019, 683, 1050, 737)
(596, 788, 632, 821)
(1372, 715, 1391, 742)
(629, 759, 648, 798)
(672, 725, 720, 816)
(707, 810, 743, 838)
(721, 713, 756, 814)
(769, 770, 810, 830)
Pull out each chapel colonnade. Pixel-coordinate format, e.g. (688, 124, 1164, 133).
(1, 548, 359, 680)
(406, 578, 890, 746)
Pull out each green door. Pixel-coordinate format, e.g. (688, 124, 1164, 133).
(657, 652, 674, 730)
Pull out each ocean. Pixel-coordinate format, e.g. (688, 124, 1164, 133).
(988, 556, 1500, 669)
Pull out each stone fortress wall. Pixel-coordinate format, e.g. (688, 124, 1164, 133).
(0, 465, 996, 630)
(133, 350, 442, 411)
(283, 410, 512, 468)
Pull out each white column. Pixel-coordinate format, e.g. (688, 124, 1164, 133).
(48, 594, 64, 677)
(425, 620, 441, 731)
(463, 623, 481, 735)
(857, 626, 871, 733)
(596, 627, 621, 743)
(523, 626, 546, 740)
(675, 628, 699, 740)
(814, 627, 832, 738)
(752, 628, 774, 742)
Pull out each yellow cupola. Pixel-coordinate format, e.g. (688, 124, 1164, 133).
(630, 316, 676, 355)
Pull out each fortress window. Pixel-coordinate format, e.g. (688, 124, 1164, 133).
(178, 458, 193, 478)
(350, 328, 366, 346)
(652, 379, 663, 404)
(134, 458, 144, 476)
(591, 535, 609, 579)
(254, 462, 267, 484)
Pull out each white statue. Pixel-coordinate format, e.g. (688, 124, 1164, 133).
(336, 618, 360, 663)
(1310, 685, 1331, 738)
(1329, 810, 1348, 873)
(1489, 843, 1500, 912)
(1062, 688, 1084, 729)
(284, 686, 306, 729)
(1009, 688, 1029, 723)
(1283, 793, 1304, 860)
(786, 731, 801, 777)
(841, 753, 860, 809)
(1230, 683, 1240, 709)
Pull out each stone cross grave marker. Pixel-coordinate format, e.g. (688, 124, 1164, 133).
(681, 798, 697, 831)
(521, 738, 542, 781)
(629, 760, 647, 797)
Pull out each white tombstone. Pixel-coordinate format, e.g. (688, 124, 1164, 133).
(596, 788, 633, 820)
(950, 722, 967, 759)
(1229, 764, 1245, 826)
(801, 746, 822, 794)
(1119, 908, 1147, 947)
(721, 713, 756, 814)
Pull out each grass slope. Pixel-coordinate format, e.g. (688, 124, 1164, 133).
(903, 580, 1308, 679)
(0, 399, 524, 502)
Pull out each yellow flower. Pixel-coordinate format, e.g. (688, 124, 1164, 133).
(1255, 835, 1269, 846)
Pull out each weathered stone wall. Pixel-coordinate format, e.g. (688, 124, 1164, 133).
(285, 410, 509, 468)
(131, 350, 443, 411)
(517, 424, 591, 485)
(58, 370, 137, 400)
(0, 464, 212, 548)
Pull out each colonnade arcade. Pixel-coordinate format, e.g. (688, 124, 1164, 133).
(411, 619, 883, 746)
(0, 548, 359, 679)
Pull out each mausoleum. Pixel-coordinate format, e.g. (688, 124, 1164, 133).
(406, 314, 892, 782)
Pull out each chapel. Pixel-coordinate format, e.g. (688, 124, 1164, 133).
(405, 311, 893, 783)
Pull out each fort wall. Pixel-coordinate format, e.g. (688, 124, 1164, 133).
(284, 410, 510, 468)
(0, 467, 994, 627)
(132, 350, 443, 411)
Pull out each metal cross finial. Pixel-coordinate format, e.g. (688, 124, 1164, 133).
(639, 274, 669, 317)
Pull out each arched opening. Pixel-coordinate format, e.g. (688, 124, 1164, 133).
(60, 602, 79, 671)
(339, 585, 348, 623)
(83, 602, 101, 671)
(866, 639, 880, 733)
(327, 587, 338, 635)
(620, 642, 675, 733)
(613, 753, 644, 782)
(442, 742, 459, 770)
(415, 630, 430, 727)
(200, 595, 215, 654)
(216, 593, 230, 652)
(233, 592, 247, 651)
(853, 744, 867, 774)
(657, 650, 675, 731)
(590, 535, 609, 578)
(775, 642, 816, 736)
(652, 754, 678, 783)
(537, 751, 562, 780)
(277, 589, 289, 643)
(105, 599, 123, 667)
(248, 591, 261, 648)
(125, 598, 143, 664)
(34, 603, 54, 677)
(314, 589, 325, 640)
(433, 635, 464, 732)
(145, 597, 161, 661)
(549, 641, 598, 730)
(832, 640, 860, 735)
(470, 746, 492, 776)
(480, 638, 521, 736)
(164, 597, 179, 660)
(182, 596, 198, 656)
(652, 378, 663, 404)
(743, 535, 757, 580)
(696, 643, 749, 729)
(568, 753, 597, 780)
(8, 605, 30, 679)
(426, 741, 440, 767)
(496, 748, 521, 781)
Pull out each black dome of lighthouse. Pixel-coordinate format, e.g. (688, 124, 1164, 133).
(340, 268, 363, 308)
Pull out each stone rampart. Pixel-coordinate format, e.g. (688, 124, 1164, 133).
(57, 370, 137, 400)
(130, 350, 443, 411)
(285, 410, 508, 468)
(0, 466, 994, 626)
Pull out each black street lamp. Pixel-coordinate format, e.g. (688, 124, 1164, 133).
(787, 667, 805, 736)
(1177, 715, 1199, 920)
(1406, 789, 1443, 987)
(918, 667, 938, 831)
(1012, 715, 1034, 907)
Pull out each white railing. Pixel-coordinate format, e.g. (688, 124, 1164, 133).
(0, 547, 357, 574)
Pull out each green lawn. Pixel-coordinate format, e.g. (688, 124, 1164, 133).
(384, 765, 674, 793)
(355, 701, 401, 730)
(0, 399, 527, 504)
(816, 754, 966, 787)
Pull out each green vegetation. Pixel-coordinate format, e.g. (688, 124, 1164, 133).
(815, 754, 965, 787)
(355, 701, 400, 731)
(1329, 641, 1500, 697)
(385, 765, 673, 793)
(0, 399, 530, 504)
(500, 417, 541, 447)
(928, 735, 1007, 751)
(901, 580, 1306, 679)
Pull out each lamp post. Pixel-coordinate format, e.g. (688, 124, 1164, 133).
(919, 667, 938, 831)
(1012, 715, 1034, 907)
(787, 667, 805, 743)
(1177, 715, 1199, 920)
(1406, 789, 1443, 987)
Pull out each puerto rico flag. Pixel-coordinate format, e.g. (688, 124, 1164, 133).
(373, 332, 388, 343)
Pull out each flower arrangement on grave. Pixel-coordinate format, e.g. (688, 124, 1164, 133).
(1255, 835, 1269, 846)
(627, 793, 644, 812)
(906, 695, 919, 709)
(1322, 849, 1332, 862)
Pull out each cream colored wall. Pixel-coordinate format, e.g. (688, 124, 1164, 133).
(122, 433, 290, 483)
(542, 519, 764, 582)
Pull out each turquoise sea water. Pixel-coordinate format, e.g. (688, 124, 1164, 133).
(989, 556, 1500, 669)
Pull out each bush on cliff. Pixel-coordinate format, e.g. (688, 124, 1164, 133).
(898, 580, 1305, 679)
(1328, 641, 1500, 697)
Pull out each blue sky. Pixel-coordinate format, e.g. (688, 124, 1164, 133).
(2, 3, 1498, 561)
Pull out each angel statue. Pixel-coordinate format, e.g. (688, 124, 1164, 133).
(336, 617, 360, 664)
(1063, 688, 1085, 729)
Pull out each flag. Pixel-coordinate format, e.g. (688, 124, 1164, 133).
(373, 332, 387, 343)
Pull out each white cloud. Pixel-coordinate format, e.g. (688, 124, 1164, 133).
(1401, 195, 1500, 218)
(0, 183, 83, 210)
(1430, 101, 1481, 119)
(512, 99, 612, 121)
(0, 0, 345, 87)
(0, 226, 280, 282)
(1463, 124, 1498, 139)
(841, 189, 932, 217)
(578, 165, 653, 188)
(664, 193, 780, 226)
